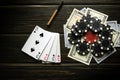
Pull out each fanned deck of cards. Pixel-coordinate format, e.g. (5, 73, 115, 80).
(22, 25, 61, 63)
(63, 8, 120, 65)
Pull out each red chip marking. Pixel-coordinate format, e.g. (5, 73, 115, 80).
(85, 31, 99, 44)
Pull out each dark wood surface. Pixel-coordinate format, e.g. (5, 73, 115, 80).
(0, 0, 120, 80)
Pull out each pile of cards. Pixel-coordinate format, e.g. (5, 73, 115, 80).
(22, 25, 61, 63)
(63, 8, 120, 65)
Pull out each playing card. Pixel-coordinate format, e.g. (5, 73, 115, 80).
(86, 8, 108, 25)
(93, 48, 116, 64)
(114, 35, 120, 47)
(107, 21, 120, 47)
(115, 24, 120, 47)
(41, 33, 61, 63)
(39, 33, 56, 61)
(46, 33, 58, 62)
(21, 25, 52, 60)
(118, 24, 120, 31)
(68, 45, 92, 65)
(55, 33, 61, 63)
(63, 24, 72, 48)
(107, 21, 118, 31)
(112, 30, 120, 47)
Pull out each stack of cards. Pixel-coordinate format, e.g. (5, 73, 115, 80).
(63, 8, 119, 65)
(22, 25, 61, 63)
(107, 21, 120, 47)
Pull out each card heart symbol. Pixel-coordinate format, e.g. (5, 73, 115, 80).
(40, 33, 43, 37)
(35, 40, 39, 45)
(31, 48, 35, 52)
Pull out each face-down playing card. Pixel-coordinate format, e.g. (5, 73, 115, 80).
(21, 25, 52, 60)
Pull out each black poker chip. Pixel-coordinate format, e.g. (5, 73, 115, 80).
(100, 39, 114, 51)
(76, 41, 90, 56)
(76, 21, 88, 34)
(89, 18, 102, 32)
(68, 32, 81, 45)
(71, 25, 81, 36)
(67, 14, 115, 59)
(99, 25, 113, 40)
(91, 42, 104, 57)
(80, 15, 92, 24)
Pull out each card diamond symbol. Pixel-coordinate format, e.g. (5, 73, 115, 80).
(40, 33, 43, 37)
(31, 48, 35, 52)
(35, 40, 39, 45)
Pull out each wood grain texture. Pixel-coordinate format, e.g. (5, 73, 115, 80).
(0, 0, 120, 5)
(0, 34, 120, 64)
(0, 0, 120, 80)
(0, 5, 120, 34)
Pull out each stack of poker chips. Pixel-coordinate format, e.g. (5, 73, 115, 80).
(64, 8, 120, 65)
(63, 8, 120, 65)
(67, 14, 116, 64)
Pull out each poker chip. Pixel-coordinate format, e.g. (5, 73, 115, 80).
(67, 14, 114, 58)
(68, 32, 81, 45)
(91, 42, 104, 57)
(89, 18, 102, 32)
(99, 25, 112, 40)
(76, 21, 88, 34)
(84, 31, 99, 44)
(100, 39, 113, 51)
(76, 41, 90, 56)
(65, 8, 119, 65)
(71, 25, 81, 36)
(80, 15, 92, 24)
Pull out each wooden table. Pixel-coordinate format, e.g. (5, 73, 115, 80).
(0, 0, 120, 80)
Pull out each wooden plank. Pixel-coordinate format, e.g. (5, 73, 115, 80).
(0, 34, 120, 64)
(0, 1, 120, 80)
(0, 63, 120, 80)
(0, 5, 120, 34)
(0, 0, 120, 5)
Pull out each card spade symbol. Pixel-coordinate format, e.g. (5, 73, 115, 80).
(31, 48, 35, 52)
(35, 40, 39, 45)
(40, 33, 43, 37)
